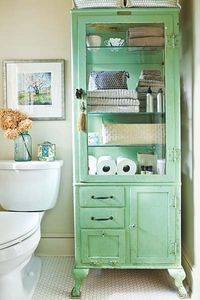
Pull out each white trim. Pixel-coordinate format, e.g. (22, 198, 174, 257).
(36, 236, 74, 256)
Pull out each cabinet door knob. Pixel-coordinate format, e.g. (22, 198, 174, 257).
(129, 224, 136, 229)
(76, 88, 84, 99)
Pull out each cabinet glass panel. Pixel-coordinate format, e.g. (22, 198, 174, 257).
(86, 23, 166, 176)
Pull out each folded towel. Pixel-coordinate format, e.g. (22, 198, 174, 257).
(87, 89, 137, 99)
(88, 105, 140, 113)
(139, 74, 162, 81)
(128, 37, 164, 47)
(87, 97, 139, 106)
(138, 79, 164, 88)
(141, 70, 161, 76)
(128, 26, 164, 38)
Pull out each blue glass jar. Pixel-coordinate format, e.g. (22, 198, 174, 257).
(14, 131, 32, 161)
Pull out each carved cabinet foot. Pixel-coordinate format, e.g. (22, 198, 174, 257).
(71, 268, 89, 298)
(168, 268, 188, 298)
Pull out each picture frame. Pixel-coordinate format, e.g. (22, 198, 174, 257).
(3, 59, 65, 120)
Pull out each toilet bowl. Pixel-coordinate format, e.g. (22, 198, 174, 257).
(0, 160, 63, 300)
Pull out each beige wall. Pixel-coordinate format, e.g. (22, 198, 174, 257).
(0, 0, 74, 255)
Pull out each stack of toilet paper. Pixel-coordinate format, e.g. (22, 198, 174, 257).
(88, 155, 137, 175)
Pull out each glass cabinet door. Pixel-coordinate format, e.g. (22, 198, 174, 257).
(76, 14, 178, 182)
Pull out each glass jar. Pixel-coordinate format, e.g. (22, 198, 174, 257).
(14, 131, 32, 161)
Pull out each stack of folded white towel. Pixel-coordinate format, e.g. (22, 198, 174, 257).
(87, 89, 140, 113)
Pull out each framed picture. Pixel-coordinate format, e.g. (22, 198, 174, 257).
(3, 59, 65, 120)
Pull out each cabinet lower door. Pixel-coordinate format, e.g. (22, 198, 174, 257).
(130, 186, 177, 264)
(80, 229, 125, 266)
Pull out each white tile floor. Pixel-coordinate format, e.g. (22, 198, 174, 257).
(32, 256, 186, 300)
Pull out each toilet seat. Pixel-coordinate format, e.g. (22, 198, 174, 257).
(0, 212, 40, 250)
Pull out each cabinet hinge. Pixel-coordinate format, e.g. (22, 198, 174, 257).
(168, 148, 181, 162)
(169, 242, 177, 255)
(166, 34, 180, 48)
(170, 195, 177, 208)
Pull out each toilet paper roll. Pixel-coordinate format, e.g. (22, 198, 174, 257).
(97, 156, 117, 175)
(117, 157, 137, 175)
(88, 155, 97, 175)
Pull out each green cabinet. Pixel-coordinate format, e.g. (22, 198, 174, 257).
(71, 6, 187, 298)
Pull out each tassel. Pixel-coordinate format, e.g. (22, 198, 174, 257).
(78, 111, 86, 131)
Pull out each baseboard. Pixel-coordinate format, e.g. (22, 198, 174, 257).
(182, 246, 193, 294)
(35, 234, 75, 256)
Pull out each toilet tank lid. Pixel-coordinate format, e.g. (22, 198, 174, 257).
(0, 160, 63, 170)
(0, 212, 40, 247)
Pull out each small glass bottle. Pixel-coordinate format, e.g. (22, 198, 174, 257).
(146, 87, 154, 112)
(146, 166, 153, 175)
(14, 131, 32, 161)
(140, 165, 146, 175)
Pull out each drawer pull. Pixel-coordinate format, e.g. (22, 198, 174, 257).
(91, 195, 113, 200)
(91, 216, 113, 221)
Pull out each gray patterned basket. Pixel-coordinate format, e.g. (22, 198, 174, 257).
(73, 0, 124, 8)
(126, 0, 179, 7)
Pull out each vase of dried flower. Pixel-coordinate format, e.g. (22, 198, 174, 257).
(14, 131, 32, 161)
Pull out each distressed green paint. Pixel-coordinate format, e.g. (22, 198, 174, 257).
(71, 7, 187, 298)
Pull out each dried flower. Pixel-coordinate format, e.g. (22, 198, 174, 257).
(0, 108, 32, 139)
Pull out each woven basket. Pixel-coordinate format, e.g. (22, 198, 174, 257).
(102, 123, 165, 145)
(126, 0, 179, 7)
(73, 0, 124, 8)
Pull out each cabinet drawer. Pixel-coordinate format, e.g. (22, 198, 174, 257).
(79, 186, 124, 207)
(80, 229, 126, 265)
(80, 208, 125, 229)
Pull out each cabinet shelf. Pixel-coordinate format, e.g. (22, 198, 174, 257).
(88, 112, 165, 116)
(88, 144, 164, 148)
(87, 45, 164, 54)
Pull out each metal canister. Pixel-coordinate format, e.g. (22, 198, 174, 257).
(38, 141, 56, 161)
(156, 88, 163, 112)
(146, 87, 154, 112)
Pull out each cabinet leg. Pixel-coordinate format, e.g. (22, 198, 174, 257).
(71, 268, 89, 298)
(168, 267, 188, 298)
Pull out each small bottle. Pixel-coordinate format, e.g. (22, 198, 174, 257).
(146, 166, 153, 175)
(146, 87, 154, 112)
(157, 88, 163, 113)
(140, 165, 146, 175)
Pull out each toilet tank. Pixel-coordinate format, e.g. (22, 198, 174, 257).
(0, 160, 63, 211)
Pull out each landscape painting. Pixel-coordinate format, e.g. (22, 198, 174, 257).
(4, 59, 65, 120)
(17, 72, 52, 105)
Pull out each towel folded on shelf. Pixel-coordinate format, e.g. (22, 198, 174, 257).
(88, 105, 140, 113)
(138, 79, 164, 88)
(87, 89, 138, 99)
(128, 37, 164, 47)
(141, 70, 161, 76)
(139, 74, 162, 81)
(87, 89, 140, 113)
(87, 97, 139, 106)
(127, 26, 164, 38)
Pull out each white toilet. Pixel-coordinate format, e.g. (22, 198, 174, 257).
(0, 160, 63, 300)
